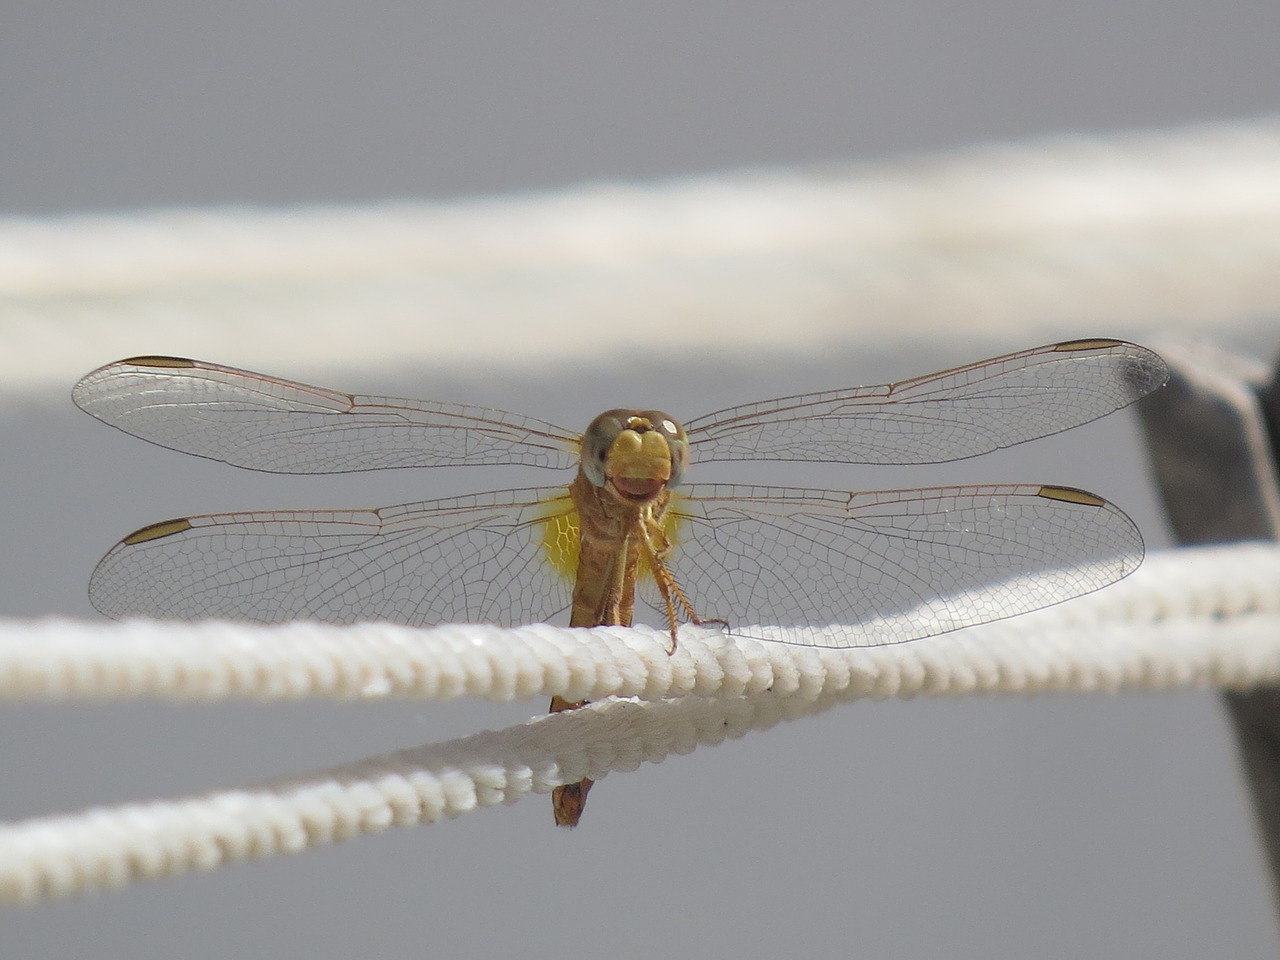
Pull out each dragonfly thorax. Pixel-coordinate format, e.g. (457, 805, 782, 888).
(580, 409, 689, 501)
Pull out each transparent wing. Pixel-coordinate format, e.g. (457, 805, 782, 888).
(684, 339, 1168, 465)
(73, 356, 581, 473)
(644, 482, 1144, 647)
(89, 488, 576, 626)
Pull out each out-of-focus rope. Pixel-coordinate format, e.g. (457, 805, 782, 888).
(2, 542, 1279, 904)
(3, 118, 1279, 395)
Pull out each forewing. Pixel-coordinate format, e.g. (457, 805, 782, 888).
(684, 339, 1168, 465)
(89, 488, 576, 626)
(73, 356, 581, 473)
(648, 482, 1144, 647)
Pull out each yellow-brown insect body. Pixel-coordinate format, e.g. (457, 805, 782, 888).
(566, 470, 673, 633)
(551, 410, 686, 827)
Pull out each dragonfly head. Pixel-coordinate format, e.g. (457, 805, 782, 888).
(581, 409, 689, 501)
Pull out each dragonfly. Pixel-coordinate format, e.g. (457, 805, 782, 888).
(74, 337, 1167, 826)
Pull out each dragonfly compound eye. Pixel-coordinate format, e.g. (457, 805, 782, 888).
(581, 411, 627, 487)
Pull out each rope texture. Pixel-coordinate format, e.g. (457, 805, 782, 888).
(3, 544, 1278, 705)
(2, 542, 1279, 904)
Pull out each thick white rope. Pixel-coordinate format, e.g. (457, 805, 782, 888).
(2, 542, 1279, 903)
(4, 117, 1280, 395)
(3, 544, 1279, 705)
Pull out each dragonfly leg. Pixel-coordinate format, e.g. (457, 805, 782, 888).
(669, 572, 725, 628)
(657, 563, 731, 649)
(639, 535, 682, 654)
(640, 527, 727, 653)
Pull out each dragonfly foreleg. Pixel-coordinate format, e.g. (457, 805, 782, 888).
(640, 521, 726, 654)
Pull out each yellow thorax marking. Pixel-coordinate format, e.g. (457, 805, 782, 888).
(537, 501, 684, 583)
(539, 506, 581, 581)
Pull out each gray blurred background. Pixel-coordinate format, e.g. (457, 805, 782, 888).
(3, 2, 1279, 957)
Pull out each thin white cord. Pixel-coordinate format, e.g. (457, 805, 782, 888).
(3, 118, 1280, 395)
(0, 695, 825, 905)
(2, 542, 1279, 904)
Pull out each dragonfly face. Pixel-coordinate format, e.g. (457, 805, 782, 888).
(580, 409, 689, 501)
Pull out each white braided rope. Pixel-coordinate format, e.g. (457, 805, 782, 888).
(2, 542, 1279, 903)
(3, 544, 1280, 705)
(4, 118, 1280, 395)
(0, 695, 825, 905)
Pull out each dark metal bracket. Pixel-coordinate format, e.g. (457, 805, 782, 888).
(1135, 335, 1280, 914)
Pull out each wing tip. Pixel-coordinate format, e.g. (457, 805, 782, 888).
(1051, 337, 1171, 399)
(72, 356, 200, 414)
(122, 518, 194, 545)
(1035, 484, 1108, 507)
(119, 355, 198, 369)
(1052, 337, 1126, 352)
